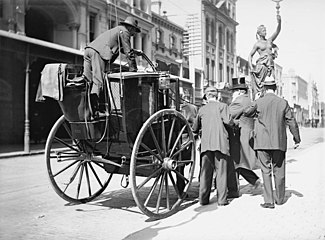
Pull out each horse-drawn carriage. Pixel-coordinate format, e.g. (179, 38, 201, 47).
(43, 55, 196, 218)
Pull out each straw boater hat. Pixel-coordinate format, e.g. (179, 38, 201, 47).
(120, 16, 141, 33)
(231, 76, 248, 90)
(204, 86, 218, 98)
(263, 76, 277, 86)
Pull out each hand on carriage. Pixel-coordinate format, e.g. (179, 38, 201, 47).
(133, 49, 143, 56)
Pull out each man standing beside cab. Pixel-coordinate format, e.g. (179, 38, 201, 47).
(227, 77, 262, 198)
(192, 86, 233, 206)
(244, 76, 300, 209)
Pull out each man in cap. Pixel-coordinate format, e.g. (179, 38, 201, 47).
(192, 86, 233, 206)
(244, 76, 300, 208)
(82, 16, 142, 114)
(227, 77, 262, 199)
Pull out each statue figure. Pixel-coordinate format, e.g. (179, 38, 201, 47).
(248, 15, 281, 99)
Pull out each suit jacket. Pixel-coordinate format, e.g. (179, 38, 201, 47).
(192, 100, 233, 156)
(86, 25, 137, 71)
(245, 92, 301, 151)
(229, 94, 259, 170)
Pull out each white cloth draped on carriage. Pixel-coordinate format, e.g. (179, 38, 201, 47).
(35, 63, 67, 102)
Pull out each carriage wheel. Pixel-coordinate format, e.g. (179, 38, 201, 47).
(45, 115, 113, 203)
(130, 109, 196, 218)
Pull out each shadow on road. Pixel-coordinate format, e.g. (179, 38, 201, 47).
(122, 197, 219, 240)
(69, 181, 201, 219)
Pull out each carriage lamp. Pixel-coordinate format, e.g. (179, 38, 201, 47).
(159, 75, 171, 90)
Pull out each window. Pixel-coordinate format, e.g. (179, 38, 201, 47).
(206, 58, 210, 80)
(211, 22, 215, 44)
(226, 30, 230, 52)
(218, 26, 223, 48)
(89, 12, 97, 42)
(211, 60, 215, 82)
(206, 17, 210, 42)
(156, 29, 162, 44)
(170, 35, 176, 49)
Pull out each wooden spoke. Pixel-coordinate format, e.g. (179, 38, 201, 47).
(76, 163, 85, 199)
(136, 167, 162, 191)
(168, 125, 187, 157)
(155, 171, 166, 213)
(53, 160, 79, 178)
(84, 162, 92, 197)
(149, 125, 163, 157)
(167, 116, 176, 151)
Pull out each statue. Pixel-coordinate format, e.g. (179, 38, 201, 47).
(248, 14, 281, 99)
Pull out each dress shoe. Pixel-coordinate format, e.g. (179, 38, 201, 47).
(253, 179, 262, 189)
(275, 200, 284, 205)
(260, 203, 275, 209)
(218, 201, 229, 206)
(227, 192, 240, 199)
(200, 201, 209, 206)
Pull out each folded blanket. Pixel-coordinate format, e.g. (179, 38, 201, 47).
(35, 63, 67, 102)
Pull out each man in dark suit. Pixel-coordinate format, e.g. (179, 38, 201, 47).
(82, 16, 142, 105)
(244, 76, 301, 209)
(227, 77, 261, 198)
(192, 86, 233, 206)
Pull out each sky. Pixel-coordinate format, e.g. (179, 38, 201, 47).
(154, 0, 325, 101)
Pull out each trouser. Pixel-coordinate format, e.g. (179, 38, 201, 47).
(237, 167, 259, 185)
(200, 150, 227, 205)
(257, 150, 286, 204)
(83, 48, 108, 96)
(227, 156, 238, 195)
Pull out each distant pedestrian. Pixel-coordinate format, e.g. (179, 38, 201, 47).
(192, 86, 233, 206)
(227, 77, 262, 199)
(244, 76, 301, 209)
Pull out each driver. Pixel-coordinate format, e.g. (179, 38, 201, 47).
(82, 16, 142, 113)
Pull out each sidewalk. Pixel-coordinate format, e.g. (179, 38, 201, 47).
(0, 143, 46, 159)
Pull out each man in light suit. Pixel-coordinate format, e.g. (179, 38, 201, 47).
(244, 76, 300, 209)
(192, 86, 233, 206)
(82, 16, 142, 111)
(227, 77, 261, 198)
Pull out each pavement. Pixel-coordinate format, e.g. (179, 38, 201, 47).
(0, 127, 324, 240)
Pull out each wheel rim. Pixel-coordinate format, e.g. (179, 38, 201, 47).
(130, 109, 196, 218)
(45, 115, 113, 203)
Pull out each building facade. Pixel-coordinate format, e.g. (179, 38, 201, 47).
(282, 70, 309, 127)
(183, 0, 237, 104)
(0, 0, 154, 150)
(0, 0, 240, 150)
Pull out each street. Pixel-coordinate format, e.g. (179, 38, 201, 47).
(0, 127, 324, 240)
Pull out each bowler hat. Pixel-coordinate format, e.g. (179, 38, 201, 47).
(231, 77, 247, 90)
(263, 76, 276, 86)
(120, 16, 141, 32)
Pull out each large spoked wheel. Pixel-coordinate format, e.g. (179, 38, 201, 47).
(45, 115, 113, 204)
(130, 109, 196, 218)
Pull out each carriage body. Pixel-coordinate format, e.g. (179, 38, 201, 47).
(44, 66, 196, 218)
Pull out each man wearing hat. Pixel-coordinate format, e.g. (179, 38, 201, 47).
(227, 77, 262, 199)
(82, 16, 142, 114)
(244, 76, 301, 208)
(192, 86, 233, 206)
